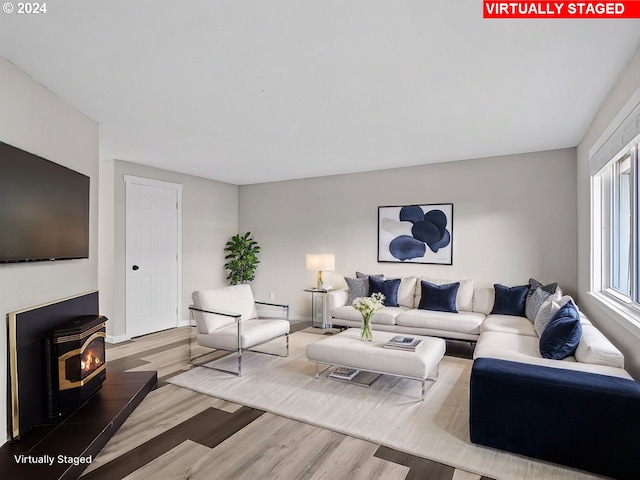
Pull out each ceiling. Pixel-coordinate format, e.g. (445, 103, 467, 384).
(1, 2, 639, 185)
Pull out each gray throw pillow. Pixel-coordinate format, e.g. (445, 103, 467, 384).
(534, 300, 561, 337)
(356, 272, 384, 279)
(525, 287, 552, 322)
(527, 278, 558, 297)
(345, 277, 369, 305)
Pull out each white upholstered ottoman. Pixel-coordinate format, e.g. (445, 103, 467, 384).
(306, 328, 445, 401)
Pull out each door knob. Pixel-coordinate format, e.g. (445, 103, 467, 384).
(132, 265, 139, 271)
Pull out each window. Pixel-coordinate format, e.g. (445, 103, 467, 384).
(611, 154, 632, 296)
(593, 141, 640, 305)
(590, 91, 640, 332)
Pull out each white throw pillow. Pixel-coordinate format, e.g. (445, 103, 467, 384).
(472, 287, 494, 315)
(397, 277, 418, 308)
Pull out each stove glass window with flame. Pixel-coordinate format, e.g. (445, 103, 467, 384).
(62, 334, 105, 386)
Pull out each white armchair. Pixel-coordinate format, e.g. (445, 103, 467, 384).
(189, 284, 290, 376)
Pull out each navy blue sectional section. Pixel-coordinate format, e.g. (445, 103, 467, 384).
(469, 357, 640, 479)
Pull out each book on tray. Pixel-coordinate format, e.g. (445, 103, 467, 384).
(384, 335, 423, 351)
(329, 367, 360, 380)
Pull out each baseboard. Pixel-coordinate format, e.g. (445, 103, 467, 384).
(106, 334, 131, 344)
(176, 316, 308, 325)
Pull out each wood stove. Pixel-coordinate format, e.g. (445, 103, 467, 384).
(44, 315, 107, 418)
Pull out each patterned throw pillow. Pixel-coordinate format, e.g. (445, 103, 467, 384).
(534, 295, 573, 337)
(345, 277, 368, 305)
(525, 287, 561, 322)
(527, 278, 558, 297)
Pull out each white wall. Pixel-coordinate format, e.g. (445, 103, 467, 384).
(0, 57, 99, 445)
(99, 160, 239, 341)
(577, 45, 640, 380)
(239, 149, 578, 319)
(99, 159, 116, 339)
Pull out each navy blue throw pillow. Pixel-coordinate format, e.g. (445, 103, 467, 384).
(539, 301, 582, 360)
(369, 277, 401, 307)
(491, 284, 529, 316)
(418, 281, 459, 313)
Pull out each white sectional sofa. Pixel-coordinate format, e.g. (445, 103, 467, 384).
(329, 274, 640, 477)
(328, 276, 631, 379)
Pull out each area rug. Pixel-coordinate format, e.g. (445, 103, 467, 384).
(168, 332, 602, 480)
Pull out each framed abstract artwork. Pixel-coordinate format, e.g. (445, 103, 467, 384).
(378, 204, 453, 265)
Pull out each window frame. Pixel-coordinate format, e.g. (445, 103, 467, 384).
(592, 139, 640, 331)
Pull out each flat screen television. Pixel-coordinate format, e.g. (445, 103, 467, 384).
(0, 141, 90, 263)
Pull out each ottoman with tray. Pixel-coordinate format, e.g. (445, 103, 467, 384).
(305, 328, 445, 401)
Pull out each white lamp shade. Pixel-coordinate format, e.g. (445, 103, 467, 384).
(306, 254, 335, 271)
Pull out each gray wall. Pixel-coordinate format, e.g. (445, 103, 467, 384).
(577, 45, 640, 380)
(99, 160, 239, 341)
(239, 149, 578, 319)
(0, 56, 99, 445)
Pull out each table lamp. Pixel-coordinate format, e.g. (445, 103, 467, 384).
(306, 254, 335, 289)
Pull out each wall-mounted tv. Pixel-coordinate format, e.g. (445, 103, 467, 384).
(0, 141, 90, 263)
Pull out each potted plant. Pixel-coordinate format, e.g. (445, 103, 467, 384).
(224, 232, 261, 284)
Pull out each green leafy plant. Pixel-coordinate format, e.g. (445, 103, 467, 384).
(224, 232, 261, 284)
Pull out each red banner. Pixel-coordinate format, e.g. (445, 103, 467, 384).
(483, 1, 640, 18)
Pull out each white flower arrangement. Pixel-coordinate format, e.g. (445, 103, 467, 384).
(352, 292, 386, 319)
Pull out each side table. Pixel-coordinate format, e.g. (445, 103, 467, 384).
(304, 288, 332, 333)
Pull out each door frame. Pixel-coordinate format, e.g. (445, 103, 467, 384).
(124, 175, 183, 337)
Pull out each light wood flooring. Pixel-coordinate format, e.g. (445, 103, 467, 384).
(81, 322, 493, 480)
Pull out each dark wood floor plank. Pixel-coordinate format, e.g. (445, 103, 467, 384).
(375, 445, 455, 480)
(89, 325, 497, 480)
(81, 406, 263, 480)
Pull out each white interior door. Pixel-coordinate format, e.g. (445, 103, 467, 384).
(125, 178, 181, 338)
